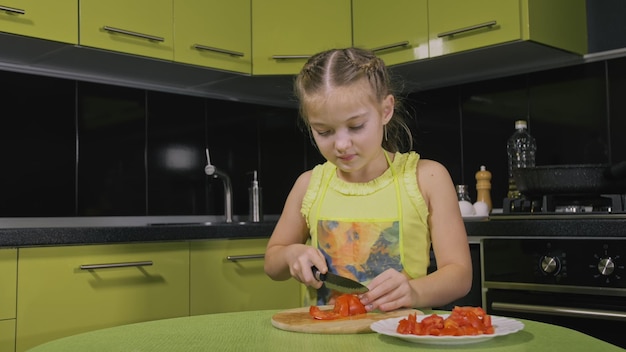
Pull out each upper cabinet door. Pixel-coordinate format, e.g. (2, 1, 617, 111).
(0, 0, 77, 43)
(428, 0, 520, 57)
(174, 0, 251, 74)
(79, 0, 174, 60)
(353, 0, 429, 66)
(252, 0, 352, 75)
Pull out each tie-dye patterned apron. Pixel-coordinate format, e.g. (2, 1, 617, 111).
(314, 152, 404, 304)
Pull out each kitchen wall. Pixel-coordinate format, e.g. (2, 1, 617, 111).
(1, 55, 625, 218)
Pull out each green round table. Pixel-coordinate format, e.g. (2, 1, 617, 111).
(27, 309, 623, 352)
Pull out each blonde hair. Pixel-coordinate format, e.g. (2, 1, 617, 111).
(294, 47, 413, 153)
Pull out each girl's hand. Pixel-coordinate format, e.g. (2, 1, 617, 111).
(285, 244, 327, 289)
(358, 269, 416, 312)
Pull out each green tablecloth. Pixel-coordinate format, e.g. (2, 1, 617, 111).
(28, 309, 624, 352)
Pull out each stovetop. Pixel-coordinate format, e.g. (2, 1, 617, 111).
(500, 193, 626, 215)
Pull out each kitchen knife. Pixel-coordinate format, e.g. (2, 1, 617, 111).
(311, 266, 369, 294)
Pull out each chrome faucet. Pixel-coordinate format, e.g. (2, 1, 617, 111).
(204, 148, 233, 223)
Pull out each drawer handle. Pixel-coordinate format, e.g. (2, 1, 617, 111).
(437, 20, 497, 38)
(371, 41, 410, 53)
(271, 55, 311, 60)
(80, 261, 154, 270)
(226, 254, 264, 262)
(193, 44, 244, 57)
(102, 26, 164, 42)
(0, 5, 25, 15)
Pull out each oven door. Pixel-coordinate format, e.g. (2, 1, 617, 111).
(485, 286, 626, 348)
(482, 237, 626, 349)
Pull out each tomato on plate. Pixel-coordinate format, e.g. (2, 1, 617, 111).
(309, 294, 367, 320)
(396, 306, 495, 336)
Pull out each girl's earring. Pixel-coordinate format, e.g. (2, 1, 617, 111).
(384, 125, 388, 141)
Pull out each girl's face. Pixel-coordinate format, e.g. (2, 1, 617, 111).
(305, 80, 394, 182)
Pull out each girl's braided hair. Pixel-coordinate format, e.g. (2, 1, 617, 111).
(294, 47, 413, 153)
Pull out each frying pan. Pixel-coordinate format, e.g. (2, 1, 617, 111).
(512, 161, 626, 196)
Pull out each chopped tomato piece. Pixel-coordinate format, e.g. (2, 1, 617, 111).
(309, 294, 367, 320)
(395, 306, 495, 336)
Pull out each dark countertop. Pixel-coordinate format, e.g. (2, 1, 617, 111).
(464, 214, 626, 238)
(1, 215, 626, 248)
(0, 221, 277, 248)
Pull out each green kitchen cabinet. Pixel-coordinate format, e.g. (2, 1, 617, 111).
(79, 0, 174, 60)
(251, 0, 352, 75)
(0, 0, 77, 43)
(190, 238, 301, 315)
(353, 0, 429, 66)
(15, 242, 189, 352)
(428, 0, 587, 57)
(0, 320, 15, 352)
(174, 0, 251, 74)
(0, 249, 16, 352)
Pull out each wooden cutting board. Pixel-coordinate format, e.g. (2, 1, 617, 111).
(271, 305, 422, 334)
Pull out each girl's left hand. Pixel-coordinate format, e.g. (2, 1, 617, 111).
(358, 269, 416, 312)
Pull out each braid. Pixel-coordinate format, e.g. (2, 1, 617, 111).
(294, 47, 414, 153)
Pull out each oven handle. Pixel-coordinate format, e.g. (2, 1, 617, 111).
(492, 302, 626, 321)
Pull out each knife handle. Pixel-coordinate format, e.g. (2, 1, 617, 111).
(311, 266, 326, 281)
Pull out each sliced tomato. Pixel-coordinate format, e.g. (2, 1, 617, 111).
(396, 313, 417, 334)
(309, 306, 341, 320)
(309, 294, 367, 320)
(395, 306, 495, 336)
(333, 294, 367, 316)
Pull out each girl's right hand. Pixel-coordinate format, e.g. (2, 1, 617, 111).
(286, 244, 327, 289)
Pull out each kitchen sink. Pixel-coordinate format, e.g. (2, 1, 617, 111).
(147, 221, 254, 226)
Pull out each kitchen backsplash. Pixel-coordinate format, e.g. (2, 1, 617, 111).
(0, 56, 624, 217)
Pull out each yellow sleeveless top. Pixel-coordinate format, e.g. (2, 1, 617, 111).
(301, 151, 431, 304)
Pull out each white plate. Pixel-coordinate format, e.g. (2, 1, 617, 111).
(370, 314, 524, 345)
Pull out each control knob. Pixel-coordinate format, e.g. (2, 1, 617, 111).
(540, 255, 560, 275)
(597, 257, 615, 276)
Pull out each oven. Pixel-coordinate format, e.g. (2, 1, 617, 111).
(482, 236, 626, 348)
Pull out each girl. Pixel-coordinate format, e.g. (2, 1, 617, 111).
(264, 47, 472, 312)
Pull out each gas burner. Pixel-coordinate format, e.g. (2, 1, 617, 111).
(502, 193, 626, 215)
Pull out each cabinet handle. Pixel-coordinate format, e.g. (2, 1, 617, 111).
(437, 20, 497, 38)
(192, 44, 244, 57)
(271, 55, 311, 60)
(226, 254, 264, 262)
(79, 261, 154, 270)
(371, 41, 410, 53)
(0, 5, 25, 15)
(102, 26, 164, 42)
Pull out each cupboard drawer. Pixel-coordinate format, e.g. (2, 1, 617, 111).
(0, 0, 77, 43)
(190, 238, 301, 314)
(0, 249, 17, 321)
(16, 242, 189, 352)
(79, 0, 174, 60)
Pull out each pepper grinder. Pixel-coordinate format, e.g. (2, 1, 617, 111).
(475, 165, 492, 212)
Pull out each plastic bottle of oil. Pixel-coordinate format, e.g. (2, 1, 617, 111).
(506, 120, 536, 199)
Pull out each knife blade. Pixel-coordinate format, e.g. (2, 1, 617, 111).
(311, 266, 369, 294)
